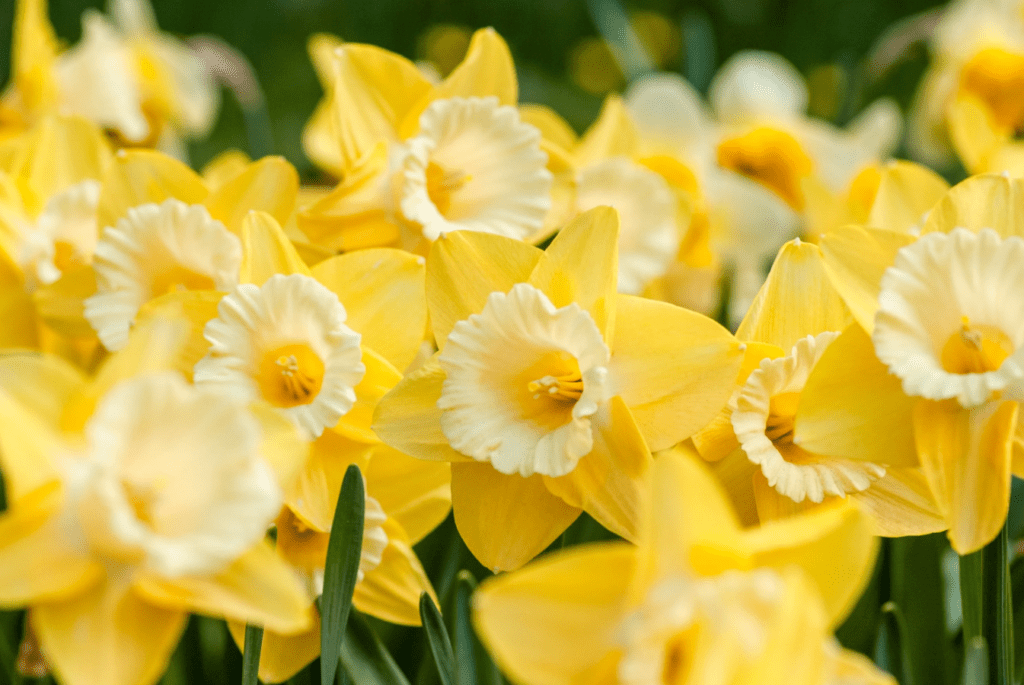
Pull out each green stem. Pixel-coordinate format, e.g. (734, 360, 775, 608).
(960, 522, 1014, 685)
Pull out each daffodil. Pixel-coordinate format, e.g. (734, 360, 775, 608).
(796, 174, 1024, 553)
(472, 447, 889, 685)
(0, 317, 311, 685)
(373, 207, 743, 571)
(692, 238, 945, 536)
(1, 0, 218, 153)
(297, 28, 553, 253)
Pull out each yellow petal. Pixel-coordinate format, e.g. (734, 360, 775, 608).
(134, 290, 223, 380)
(529, 206, 618, 338)
(451, 461, 581, 572)
(818, 225, 914, 333)
(0, 284, 39, 349)
(573, 95, 640, 166)
(204, 156, 299, 236)
(543, 397, 650, 543)
(10, 0, 59, 116)
(33, 581, 187, 685)
(473, 541, 635, 685)
(308, 33, 343, 87)
(353, 518, 436, 625)
(429, 28, 517, 108)
(135, 541, 312, 635)
(742, 499, 879, 627)
(867, 160, 949, 234)
(921, 173, 1024, 239)
(32, 264, 96, 338)
(0, 482, 103, 604)
(6, 115, 112, 202)
(751, 470, 821, 524)
(831, 648, 899, 685)
(253, 402, 310, 498)
(229, 612, 322, 685)
(312, 248, 428, 372)
(239, 210, 311, 285)
(707, 445, 760, 527)
(287, 430, 372, 531)
(609, 294, 743, 451)
(518, 104, 578, 152)
(946, 96, 1003, 174)
(852, 467, 946, 537)
(333, 346, 401, 444)
(0, 390, 61, 503)
(365, 444, 451, 545)
(0, 350, 85, 427)
(329, 43, 433, 170)
(737, 239, 851, 351)
(794, 323, 918, 466)
(96, 150, 208, 231)
(200, 149, 251, 189)
(371, 360, 473, 463)
(427, 230, 542, 347)
(914, 399, 1017, 555)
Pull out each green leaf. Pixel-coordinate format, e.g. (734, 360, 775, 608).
(873, 601, 913, 685)
(889, 534, 951, 685)
(339, 611, 412, 685)
(241, 624, 263, 685)
(960, 522, 1013, 685)
(420, 593, 455, 685)
(964, 637, 990, 685)
(320, 464, 366, 685)
(455, 572, 477, 685)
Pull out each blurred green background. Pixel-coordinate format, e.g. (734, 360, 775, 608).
(0, 0, 946, 179)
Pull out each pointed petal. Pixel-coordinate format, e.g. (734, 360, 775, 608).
(371, 360, 472, 463)
(427, 231, 542, 347)
(946, 96, 1002, 174)
(818, 225, 914, 333)
(518, 104, 578, 151)
(330, 43, 433, 170)
(0, 390, 62, 503)
(203, 157, 298, 236)
(867, 160, 949, 234)
(7, 115, 112, 201)
(353, 518, 435, 625)
(365, 444, 451, 544)
(529, 206, 618, 338)
(239, 210, 311, 285)
(451, 461, 581, 572)
(312, 248, 427, 372)
(288, 431, 372, 531)
(432, 28, 516, 106)
(742, 499, 879, 627)
(96, 150, 208, 231)
(200, 149, 251, 189)
(573, 95, 640, 166)
(11, 0, 59, 115)
(473, 541, 635, 685)
(332, 346, 401, 443)
(852, 467, 946, 537)
(135, 541, 312, 634)
(914, 399, 1017, 555)
(737, 239, 852, 351)
(921, 172, 1024, 239)
(794, 323, 918, 466)
(609, 294, 743, 451)
(0, 482, 103, 604)
(33, 582, 187, 685)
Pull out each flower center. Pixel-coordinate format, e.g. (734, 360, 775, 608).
(764, 392, 800, 446)
(425, 161, 471, 216)
(527, 370, 584, 402)
(151, 264, 217, 296)
(258, 344, 325, 408)
(716, 127, 812, 210)
(941, 317, 1013, 375)
(661, 627, 698, 684)
(960, 47, 1024, 132)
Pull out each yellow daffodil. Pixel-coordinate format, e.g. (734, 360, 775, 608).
(796, 174, 1024, 553)
(298, 28, 553, 253)
(1, 0, 218, 153)
(373, 207, 743, 571)
(692, 237, 945, 536)
(472, 447, 889, 685)
(0, 318, 311, 685)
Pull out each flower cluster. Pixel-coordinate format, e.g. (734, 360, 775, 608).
(0, 1, 1021, 684)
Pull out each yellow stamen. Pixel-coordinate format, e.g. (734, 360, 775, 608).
(661, 626, 698, 684)
(765, 391, 800, 446)
(941, 316, 1013, 374)
(716, 127, 813, 210)
(426, 161, 471, 216)
(527, 371, 584, 401)
(258, 343, 325, 408)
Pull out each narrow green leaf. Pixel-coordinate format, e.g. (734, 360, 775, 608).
(339, 611, 412, 685)
(961, 548, 985, 642)
(889, 534, 950, 685)
(420, 593, 455, 685)
(241, 624, 263, 685)
(1009, 557, 1024, 684)
(960, 521, 1014, 685)
(455, 572, 477, 685)
(964, 636, 990, 685)
(873, 602, 914, 685)
(320, 464, 366, 685)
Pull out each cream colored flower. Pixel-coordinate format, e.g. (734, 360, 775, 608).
(193, 273, 365, 440)
(400, 96, 552, 240)
(436, 282, 611, 478)
(873, 227, 1024, 408)
(575, 157, 679, 295)
(732, 333, 886, 504)
(67, 372, 281, 578)
(84, 198, 242, 351)
(18, 179, 101, 288)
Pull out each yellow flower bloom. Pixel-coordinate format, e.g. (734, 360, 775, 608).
(0, 319, 311, 685)
(472, 448, 888, 685)
(796, 174, 1024, 553)
(373, 207, 743, 570)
